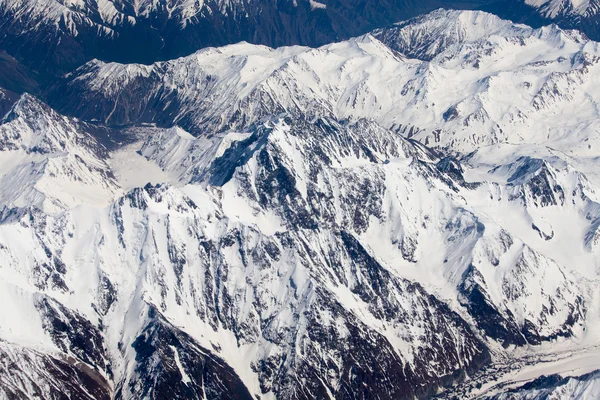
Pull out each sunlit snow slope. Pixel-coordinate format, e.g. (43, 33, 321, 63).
(0, 9, 599, 400)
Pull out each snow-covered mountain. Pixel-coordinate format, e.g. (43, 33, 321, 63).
(51, 9, 600, 159)
(0, 94, 120, 212)
(3, 0, 600, 77)
(0, 0, 476, 75)
(490, 369, 600, 399)
(525, 0, 600, 19)
(0, 8, 599, 400)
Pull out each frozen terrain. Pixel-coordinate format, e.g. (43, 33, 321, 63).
(0, 9, 599, 400)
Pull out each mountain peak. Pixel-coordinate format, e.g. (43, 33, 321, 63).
(372, 9, 533, 61)
(2, 6, 600, 400)
(1, 93, 98, 154)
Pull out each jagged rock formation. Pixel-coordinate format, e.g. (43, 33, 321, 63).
(50, 10, 600, 158)
(2, 0, 600, 77)
(0, 9, 598, 400)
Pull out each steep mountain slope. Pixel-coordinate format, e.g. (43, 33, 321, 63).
(0, 98, 598, 398)
(0, 94, 119, 211)
(0, 98, 498, 397)
(489, 369, 600, 399)
(505, 0, 600, 41)
(0, 51, 43, 95)
(0, 0, 499, 76)
(51, 9, 600, 159)
(1, 9, 600, 400)
(4, 0, 600, 77)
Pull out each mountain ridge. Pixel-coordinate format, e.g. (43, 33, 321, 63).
(0, 9, 599, 400)
(3, 0, 600, 78)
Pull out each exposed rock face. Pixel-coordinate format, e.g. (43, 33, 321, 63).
(0, 340, 112, 400)
(0, 0, 488, 75)
(0, 9, 598, 400)
(48, 11, 600, 157)
(2, 0, 600, 78)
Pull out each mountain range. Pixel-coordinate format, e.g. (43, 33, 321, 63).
(0, 5, 599, 400)
(3, 0, 600, 76)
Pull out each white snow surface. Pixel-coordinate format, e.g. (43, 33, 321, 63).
(0, 9, 600, 399)
(68, 9, 600, 159)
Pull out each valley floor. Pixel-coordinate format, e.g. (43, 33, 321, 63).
(439, 344, 600, 398)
